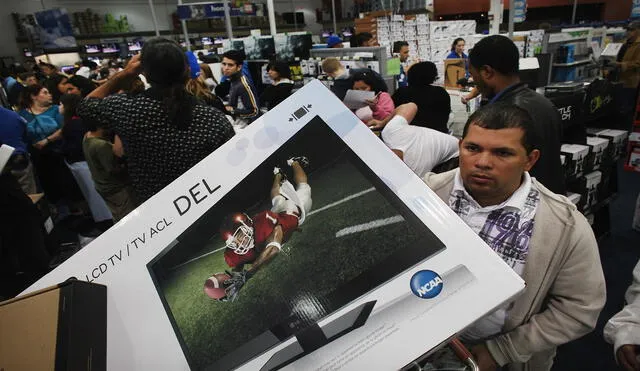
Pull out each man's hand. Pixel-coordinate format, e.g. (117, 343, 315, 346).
(470, 344, 498, 371)
(617, 344, 640, 371)
(225, 105, 235, 114)
(367, 119, 385, 131)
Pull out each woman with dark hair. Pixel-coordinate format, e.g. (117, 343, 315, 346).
(447, 38, 467, 59)
(391, 61, 451, 133)
(60, 75, 97, 97)
(18, 85, 84, 209)
(351, 70, 394, 122)
(78, 37, 234, 202)
(199, 63, 218, 91)
(260, 61, 294, 110)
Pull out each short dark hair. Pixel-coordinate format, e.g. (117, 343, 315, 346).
(19, 84, 46, 110)
(267, 61, 291, 80)
(408, 62, 438, 86)
(67, 75, 97, 97)
(393, 41, 409, 53)
(222, 49, 245, 65)
(469, 35, 519, 76)
(352, 70, 388, 93)
(351, 32, 373, 47)
(451, 37, 465, 51)
(462, 103, 539, 154)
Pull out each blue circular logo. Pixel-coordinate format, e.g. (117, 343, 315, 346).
(410, 270, 443, 299)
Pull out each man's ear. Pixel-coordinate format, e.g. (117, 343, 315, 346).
(524, 149, 541, 171)
(480, 65, 494, 80)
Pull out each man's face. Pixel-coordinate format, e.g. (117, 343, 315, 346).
(221, 57, 242, 77)
(41, 66, 54, 76)
(398, 46, 410, 62)
(25, 76, 38, 86)
(469, 64, 494, 98)
(459, 124, 539, 207)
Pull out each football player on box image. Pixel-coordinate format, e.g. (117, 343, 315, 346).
(204, 156, 312, 302)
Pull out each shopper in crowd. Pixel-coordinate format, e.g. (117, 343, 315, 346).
(351, 32, 376, 47)
(392, 61, 451, 133)
(59, 93, 113, 222)
(260, 61, 294, 110)
(185, 74, 226, 112)
(220, 49, 260, 130)
(0, 106, 37, 194)
(393, 41, 410, 88)
(604, 259, 640, 371)
(368, 103, 459, 177)
(75, 60, 99, 80)
(615, 20, 640, 131)
(78, 37, 235, 202)
(321, 57, 387, 101)
(2, 65, 26, 108)
(18, 85, 83, 210)
(469, 35, 565, 194)
(83, 116, 138, 222)
(423, 103, 605, 371)
(19, 72, 39, 87)
(43, 73, 68, 105)
(199, 63, 218, 91)
(59, 75, 97, 97)
(38, 62, 59, 78)
(446, 37, 471, 81)
(326, 35, 344, 49)
(351, 70, 394, 122)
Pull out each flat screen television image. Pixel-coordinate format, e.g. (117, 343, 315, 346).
(148, 116, 446, 370)
(128, 40, 144, 51)
(274, 33, 312, 61)
(85, 44, 101, 53)
(202, 37, 213, 46)
(101, 43, 119, 53)
(244, 36, 276, 60)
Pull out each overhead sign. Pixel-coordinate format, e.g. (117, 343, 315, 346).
(177, 2, 257, 20)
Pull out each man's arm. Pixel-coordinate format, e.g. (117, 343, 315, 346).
(368, 102, 417, 130)
(247, 225, 283, 273)
(232, 76, 259, 118)
(604, 260, 640, 370)
(485, 217, 606, 366)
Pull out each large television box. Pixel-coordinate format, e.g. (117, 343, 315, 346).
(21, 81, 524, 371)
(0, 280, 106, 371)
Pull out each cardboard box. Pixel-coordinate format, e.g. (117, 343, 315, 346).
(561, 144, 590, 179)
(576, 171, 602, 212)
(590, 129, 629, 160)
(586, 136, 610, 171)
(0, 280, 106, 371)
(567, 192, 582, 207)
(21, 81, 524, 371)
(626, 132, 640, 172)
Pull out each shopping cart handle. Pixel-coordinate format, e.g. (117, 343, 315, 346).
(448, 338, 480, 371)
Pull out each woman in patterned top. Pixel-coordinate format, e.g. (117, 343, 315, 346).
(78, 38, 235, 202)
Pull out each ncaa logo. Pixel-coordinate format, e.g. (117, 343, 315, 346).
(410, 270, 443, 299)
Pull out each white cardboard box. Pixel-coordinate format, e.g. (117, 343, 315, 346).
(21, 81, 523, 371)
(561, 144, 590, 178)
(582, 171, 603, 211)
(592, 129, 629, 160)
(586, 136, 609, 171)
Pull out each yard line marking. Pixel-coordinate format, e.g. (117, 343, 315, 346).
(169, 246, 226, 271)
(308, 187, 375, 216)
(335, 215, 404, 238)
(170, 187, 377, 270)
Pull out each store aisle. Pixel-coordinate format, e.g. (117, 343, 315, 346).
(553, 161, 640, 371)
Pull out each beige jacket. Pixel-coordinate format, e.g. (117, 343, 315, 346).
(423, 170, 606, 371)
(619, 38, 640, 89)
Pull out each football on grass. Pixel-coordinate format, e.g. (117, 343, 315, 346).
(204, 273, 231, 300)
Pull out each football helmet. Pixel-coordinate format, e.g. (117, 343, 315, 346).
(220, 212, 254, 255)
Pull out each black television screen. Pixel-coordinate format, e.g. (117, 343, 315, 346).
(101, 43, 119, 53)
(148, 116, 446, 370)
(85, 44, 101, 53)
(282, 12, 304, 25)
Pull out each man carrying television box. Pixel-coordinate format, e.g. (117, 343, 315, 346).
(422, 103, 605, 371)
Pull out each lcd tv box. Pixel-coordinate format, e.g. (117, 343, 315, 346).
(21, 81, 524, 370)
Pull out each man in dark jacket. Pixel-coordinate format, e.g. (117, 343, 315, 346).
(469, 35, 565, 194)
(221, 50, 260, 130)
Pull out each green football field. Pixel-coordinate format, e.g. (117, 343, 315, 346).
(158, 157, 423, 370)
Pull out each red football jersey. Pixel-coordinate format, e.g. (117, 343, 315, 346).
(224, 210, 299, 268)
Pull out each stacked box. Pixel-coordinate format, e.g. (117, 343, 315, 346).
(561, 144, 590, 179)
(595, 129, 629, 161)
(586, 136, 610, 171)
(560, 154, 568, 179)
(567, 192, 582, 208)
(578, 171, 603, 212)
(627, 132, 640, 171)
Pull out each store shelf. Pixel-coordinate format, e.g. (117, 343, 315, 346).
(548, 35, 589, 44)
(553, 59, 592, 67)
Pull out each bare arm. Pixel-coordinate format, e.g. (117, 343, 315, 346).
(368, 102, 418, 130)
(113, 135, 125, 158)
(86, 55, 142, 100)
